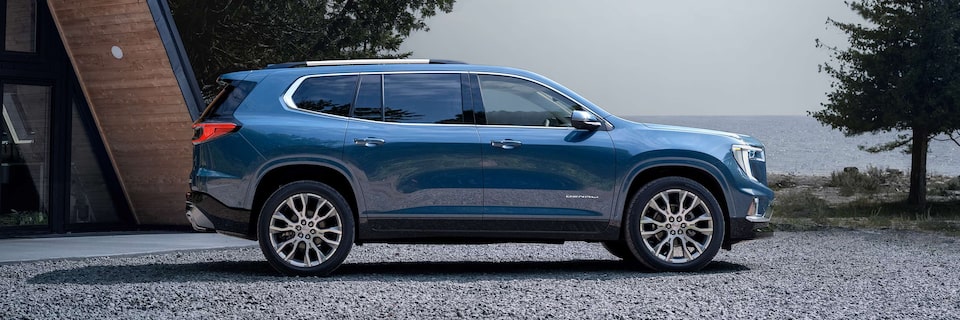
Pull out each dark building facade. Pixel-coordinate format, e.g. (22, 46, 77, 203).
(0, 0, 201, 236)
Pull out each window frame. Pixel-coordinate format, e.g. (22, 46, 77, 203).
(470, 72, 606, 129)
(282, 71, 476, 126)
(381, 72, 468, 125)
(287, 74, 358, 118)
(0, 0, 52, 62)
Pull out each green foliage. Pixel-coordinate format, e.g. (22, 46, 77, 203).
(949, 177, 960, 191)
(169, 0, 456, 98)
(812, 0, 960, 139)
(772, 190, 830, 217)
(811, 0, 960, 205)
(929, 175, 960, 196)
(10, 210, 46, 226)
(827, 166, 904, 196)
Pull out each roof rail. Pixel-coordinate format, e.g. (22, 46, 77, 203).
(264, 59, 467, 69)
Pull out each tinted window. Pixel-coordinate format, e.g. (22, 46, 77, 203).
(292, 75, 358, 117)
(202, 80, 256, 120)
(353, 74, 383, 121)
(383, 73, 464, 124)
(478, 75, 581, 127)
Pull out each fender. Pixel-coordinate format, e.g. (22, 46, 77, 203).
(243, 156, 364, 214)
(611, 152, 736, 229)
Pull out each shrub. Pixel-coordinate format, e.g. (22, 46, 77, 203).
(828, 166, 903, 196)
(767, 174, 798, 190)
(947, 176, 960, 191)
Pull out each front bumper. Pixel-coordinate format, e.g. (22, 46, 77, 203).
(729, 216, 773, 240)
(724, 189, 774, 247)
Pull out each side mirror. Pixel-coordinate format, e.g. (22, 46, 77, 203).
(571, 110, 601, 130)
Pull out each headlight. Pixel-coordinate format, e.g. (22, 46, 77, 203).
(732, 144, 764, 181)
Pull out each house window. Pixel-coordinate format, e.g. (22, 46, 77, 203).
(0, 83, 51, 227)
(4, 0, 37, 53)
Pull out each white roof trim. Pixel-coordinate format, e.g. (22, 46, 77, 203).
(304, 59, 432, 66)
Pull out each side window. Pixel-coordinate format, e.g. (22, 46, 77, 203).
(353, 74, 383, 121)
(201, 80, 256, 120)
(477, 75, 582, 127)
(291, 75, 358, 117)
(383, 73, 464, 124)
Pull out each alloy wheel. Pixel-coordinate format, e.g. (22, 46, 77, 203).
(639, 189, 714, 264)
(267, 193, 343, 268)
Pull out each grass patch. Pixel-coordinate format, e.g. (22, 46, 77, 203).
(771, 189, 829, 217)
(772, 167, 960, 235)
(772, 193, 960, 235)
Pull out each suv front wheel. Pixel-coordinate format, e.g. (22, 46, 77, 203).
(257, 181, 355, 276)
(623, 177, 725, 272)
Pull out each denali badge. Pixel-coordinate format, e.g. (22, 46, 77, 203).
(565, 195, 599, 199)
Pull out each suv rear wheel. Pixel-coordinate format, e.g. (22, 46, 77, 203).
(623, 177, 724, 271)
(257, 181, 354, 276)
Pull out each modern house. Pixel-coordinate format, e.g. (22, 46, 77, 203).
(0, 0, 202, 235)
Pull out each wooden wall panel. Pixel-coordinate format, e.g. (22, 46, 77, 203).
(47, 0, 193, 226)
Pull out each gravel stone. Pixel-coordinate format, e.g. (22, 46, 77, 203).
(1, 230, 959, 319)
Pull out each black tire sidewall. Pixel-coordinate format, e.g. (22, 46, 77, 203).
(257, 180, 355, 276)
(624, 177, 725, 271)
(601, 241, 635, 261)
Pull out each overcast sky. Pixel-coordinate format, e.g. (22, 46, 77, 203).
(401, 1, 863, 116)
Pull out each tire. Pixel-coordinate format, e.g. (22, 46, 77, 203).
(623, 177, 725, 272)
(257, 181, 355, 276)
(601, 241, 635, 261)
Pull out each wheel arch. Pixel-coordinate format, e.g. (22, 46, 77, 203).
(616, 159, 734, 244)
(247, 162, 360, 239)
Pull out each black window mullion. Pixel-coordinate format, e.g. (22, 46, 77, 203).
(48, 78, 67, 233)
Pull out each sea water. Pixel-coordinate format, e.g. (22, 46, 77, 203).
(625, 115, 960, 176)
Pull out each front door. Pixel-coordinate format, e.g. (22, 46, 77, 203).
(473, 74, 617, 233)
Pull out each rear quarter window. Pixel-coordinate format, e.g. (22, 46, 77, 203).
(291, 75, 359, 117)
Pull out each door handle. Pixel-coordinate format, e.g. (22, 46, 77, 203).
(354, 138, 385, 147)
(491, 139, 522, 150)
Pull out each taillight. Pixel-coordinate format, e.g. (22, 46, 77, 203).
(192, 123, 239, 145)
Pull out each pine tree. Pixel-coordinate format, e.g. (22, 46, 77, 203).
(812, 0, 960, 207)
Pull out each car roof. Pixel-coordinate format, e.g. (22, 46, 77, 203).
(220, 59, 543, 81)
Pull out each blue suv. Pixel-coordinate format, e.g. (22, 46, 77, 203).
(186, 59, 774, 276)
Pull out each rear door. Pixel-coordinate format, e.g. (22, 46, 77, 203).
(473, 74, 616, 235)
(341, 73, 484, 238)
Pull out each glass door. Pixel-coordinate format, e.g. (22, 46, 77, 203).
(0, 83, 51, 227)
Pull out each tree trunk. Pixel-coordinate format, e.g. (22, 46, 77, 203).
(907, 127, 929, 207)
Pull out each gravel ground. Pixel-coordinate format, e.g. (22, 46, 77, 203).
(2, 230, 959, 319)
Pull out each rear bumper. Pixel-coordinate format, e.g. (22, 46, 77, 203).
(185, 203, 215, 232)
(186, 191, 256, 240)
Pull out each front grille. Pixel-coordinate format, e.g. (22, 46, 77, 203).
(750, 159, 767, 185)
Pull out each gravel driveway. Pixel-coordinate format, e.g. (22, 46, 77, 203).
(2, 230, 959, 319)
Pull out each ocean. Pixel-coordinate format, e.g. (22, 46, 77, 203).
(625, 115, 960, 177)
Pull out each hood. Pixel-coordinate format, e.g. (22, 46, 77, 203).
(640, 122, 764, 147)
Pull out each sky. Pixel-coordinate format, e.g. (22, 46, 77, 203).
(400, 1, 863, 116)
